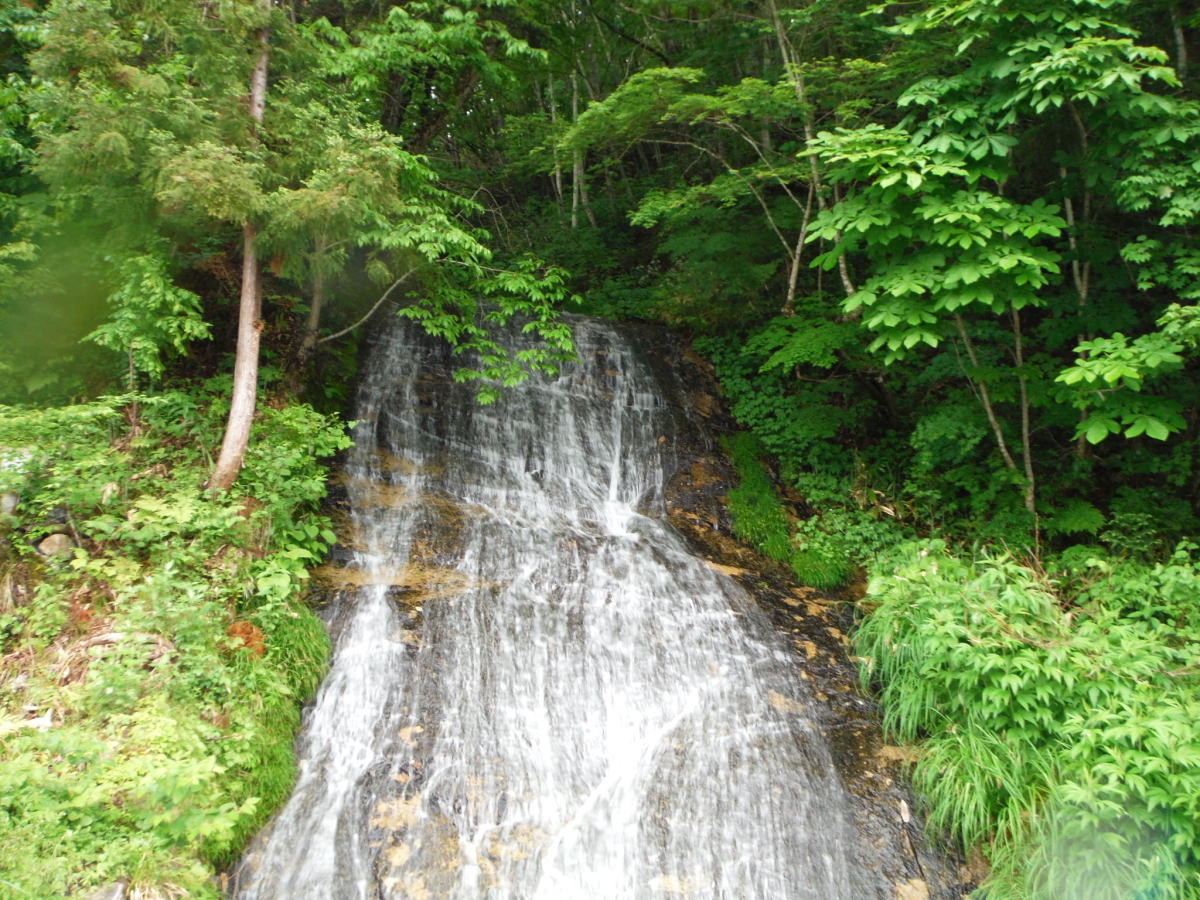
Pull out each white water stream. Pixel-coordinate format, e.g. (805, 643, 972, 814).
(234, 317, 857, 898)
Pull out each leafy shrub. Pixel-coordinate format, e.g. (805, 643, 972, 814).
(857, 542, 1200, 899)
(696, 320, 867, 477)
(789, 471, 906, 588)
(0, 388, 347, 895)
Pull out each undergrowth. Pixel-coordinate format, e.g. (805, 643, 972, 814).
(723, 432, 899, 590)
(858, 541, 1200, 899)
(0, 384, 348, 897)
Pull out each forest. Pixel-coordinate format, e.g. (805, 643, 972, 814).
(0, 0, 1198, 897)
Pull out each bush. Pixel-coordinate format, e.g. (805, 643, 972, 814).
(0, 388, 346, 895)
(857, 542, 1200, 899)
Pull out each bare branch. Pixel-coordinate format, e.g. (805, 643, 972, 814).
(317, 271, 415, 345)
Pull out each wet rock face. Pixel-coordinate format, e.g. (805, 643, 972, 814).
(234, 315, 963, 899)
(618, 319, 964, 898)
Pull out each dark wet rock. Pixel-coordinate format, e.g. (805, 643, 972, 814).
(326, 542, 357, 565)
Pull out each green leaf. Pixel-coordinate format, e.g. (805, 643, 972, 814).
(1085, 419, 1118, 444)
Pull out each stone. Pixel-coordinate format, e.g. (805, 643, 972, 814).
(36, 533, 77, 557)
(693, 391, 719, 418)
(0, 491, 17, 516)
(85, 880, 128, 900)
(895, 877, 929, 900)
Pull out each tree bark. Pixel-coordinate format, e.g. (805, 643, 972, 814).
(283, 235, 327, 397)
(548, 77, 564, 217)
(296, 235, 327, 360)
(1171, 3, 1188, 81)
(571, 71, 580, 229)
(781, 180, 815, 315)
(209, 20, 270, 493)
(569, 71, 597, 228)
(767, 0, 855, 302)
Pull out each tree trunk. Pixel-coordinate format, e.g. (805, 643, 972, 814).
(954, 314, 1020, 476)
(569, 71, 597, 229)
(781, 179, 815, 315)
(209, 21, 269, 493)
(283, 237, 326, 397)
(1010, 307, 1037, 518)
(1171, 3, 1188, 81)
(767, 0, 854, 301)
(571, 71, 580, 229)
(297, 236, 327, 355)
(548, 77, 564, 217)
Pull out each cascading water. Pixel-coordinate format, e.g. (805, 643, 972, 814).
(233, 316, 866, 899)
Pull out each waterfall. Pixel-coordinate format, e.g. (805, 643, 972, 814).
(233, 316, 861, 898)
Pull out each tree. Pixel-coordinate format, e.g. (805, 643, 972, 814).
(209, 0, 270, 492)
(805, 0, 1197, 521)
(20, 0, 575, 489)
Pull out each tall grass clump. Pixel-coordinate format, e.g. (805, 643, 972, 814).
(857, 541, 1200, 899)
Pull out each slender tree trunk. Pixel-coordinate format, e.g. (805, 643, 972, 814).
(954, 314, 1020, 475)
(1062, 111, 1094, 458)
(298, 235, 327, 361)
(579, 157, 598, 228)
(209, 20, 269, 493)
(568, 67, 597, 229)
(781, 180, 815, 315)
(284, 235, 327, 396)
(1010, 307, 1037, 517)
(767, 0, 855, 302)
(548, 77, 564, 217)
(571, 71, 580, 229)
(1171, 3, 1188, 81)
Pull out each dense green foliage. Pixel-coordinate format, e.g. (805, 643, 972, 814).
(0, 389, 346, 895)
(858, 543, 1200, 899)
(1, 0, 1199, 893)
